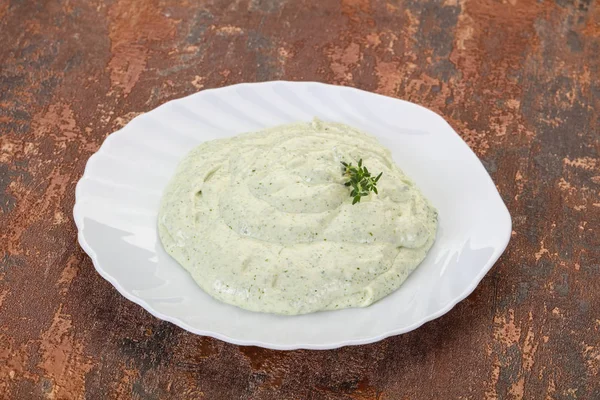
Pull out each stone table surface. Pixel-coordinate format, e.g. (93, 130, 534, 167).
(1, 0, 599, 399)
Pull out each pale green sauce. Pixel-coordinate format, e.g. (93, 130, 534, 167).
(158, 119, 437, 315)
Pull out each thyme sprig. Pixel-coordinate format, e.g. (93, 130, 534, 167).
(341, 159, 382, 205)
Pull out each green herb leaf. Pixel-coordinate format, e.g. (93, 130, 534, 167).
(341, 159, 382, 205)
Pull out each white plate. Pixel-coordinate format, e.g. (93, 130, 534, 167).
(74, 81, 511, 350)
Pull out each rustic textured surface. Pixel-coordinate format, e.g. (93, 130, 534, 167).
(1, 0, 599, 398)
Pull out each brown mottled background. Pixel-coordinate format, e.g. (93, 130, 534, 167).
(1, 0, 599, 398)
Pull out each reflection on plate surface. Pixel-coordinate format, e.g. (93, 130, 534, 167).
(74, 81, 511, 350)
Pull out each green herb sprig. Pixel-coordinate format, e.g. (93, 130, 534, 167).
(341, 159, 382, 205)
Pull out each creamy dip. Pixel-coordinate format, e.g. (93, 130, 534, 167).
(158, 119, 437, 315)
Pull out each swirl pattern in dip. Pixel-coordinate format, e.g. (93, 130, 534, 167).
(158, 119, 437, 315)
